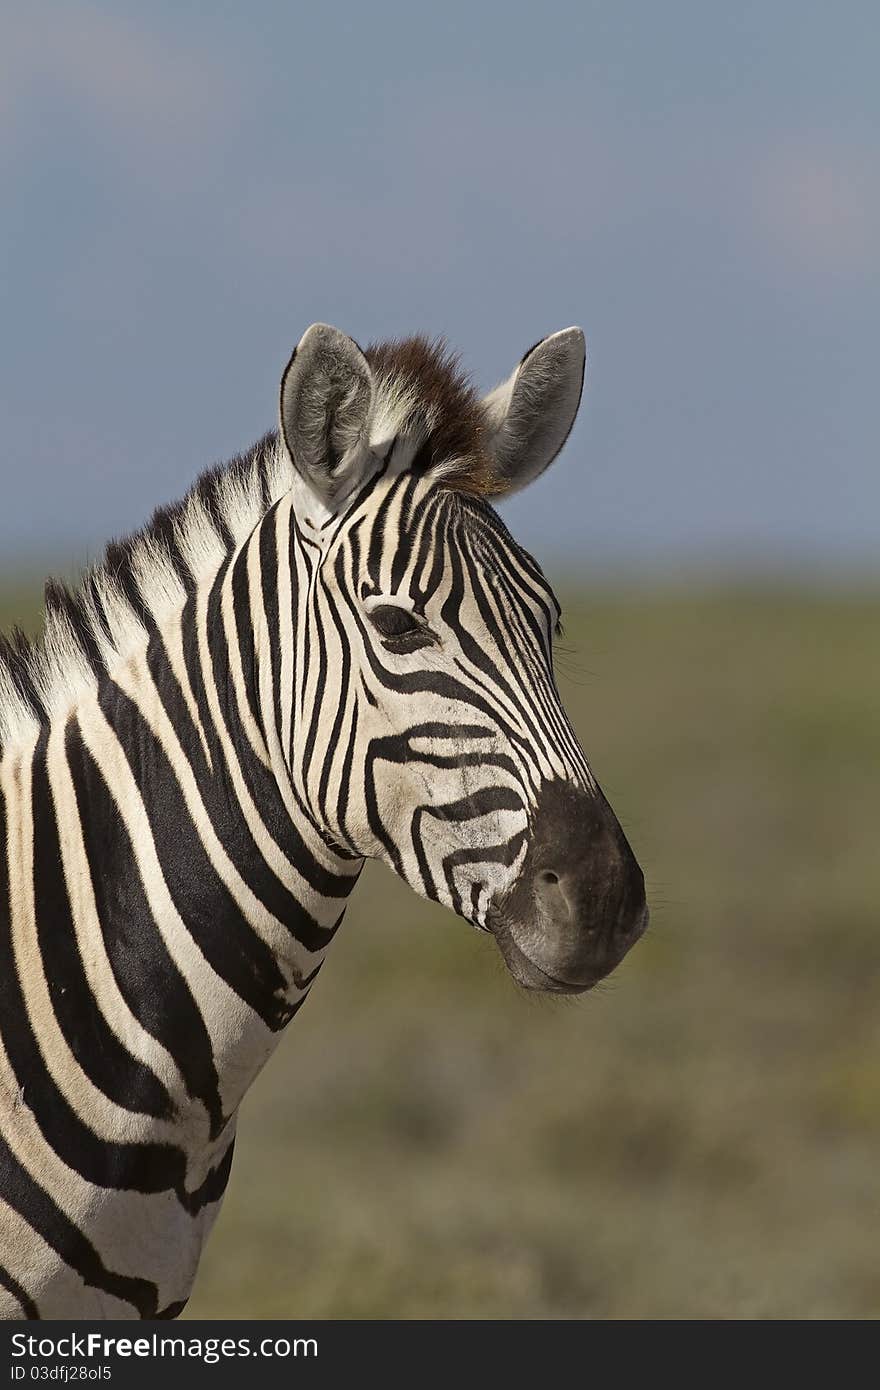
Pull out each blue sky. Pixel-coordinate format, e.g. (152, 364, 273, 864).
(1, 2, 877, 576)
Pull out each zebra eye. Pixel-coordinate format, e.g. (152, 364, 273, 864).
(368, 604, 435, 650)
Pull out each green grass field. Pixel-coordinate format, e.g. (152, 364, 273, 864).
(2, 580, 878, 1317)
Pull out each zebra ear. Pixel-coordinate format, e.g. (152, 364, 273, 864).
(481, 327, 586, 497)
(279, 323, 376, 507)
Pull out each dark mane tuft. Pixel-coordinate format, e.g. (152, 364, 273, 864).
(365, 336, 498, 496)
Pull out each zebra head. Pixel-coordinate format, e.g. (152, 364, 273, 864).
(277, 324, 647, 994)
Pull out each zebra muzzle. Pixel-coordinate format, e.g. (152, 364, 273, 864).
(488, 779, 648, 994)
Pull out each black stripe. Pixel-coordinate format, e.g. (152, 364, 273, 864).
(179, 591, 215, 753)
(31, 728, 173, 1120)
(176, 1133, 236, 1216)
(316, 554, 357, 825)
(260, 505, 284, 749)
(300, 585, 330, 794)
(230, 541, 263, 739)
(0, 1264, 38, 1319)
(389, 476, 421, 593)
(64, 718, 223, 1136)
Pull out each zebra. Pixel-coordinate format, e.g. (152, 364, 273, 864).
(0, 323, 647, 1319)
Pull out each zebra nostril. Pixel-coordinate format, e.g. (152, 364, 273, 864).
(533, 868, 569, 920)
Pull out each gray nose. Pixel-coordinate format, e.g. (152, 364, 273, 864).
(492, 780, 648, 990)
(532, 849, 645, 947)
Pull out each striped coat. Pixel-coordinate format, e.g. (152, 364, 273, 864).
(0, 325, 647, 1317)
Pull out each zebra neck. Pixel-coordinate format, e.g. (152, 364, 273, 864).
(0, 526, 363, 1195)
(68, 538, 361, 1116)
(0, 466, 373, 1315)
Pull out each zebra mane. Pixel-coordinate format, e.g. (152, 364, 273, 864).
(0, 337, 501, 749)
(0, 432, 292, 748)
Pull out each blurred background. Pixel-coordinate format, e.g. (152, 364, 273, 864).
(1, 2, 877, 1317)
